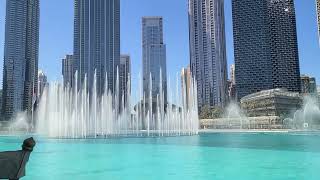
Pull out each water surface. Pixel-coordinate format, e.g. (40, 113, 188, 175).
(1, 132, 319, 180)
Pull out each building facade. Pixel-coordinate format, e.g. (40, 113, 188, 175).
(181, 66, 191, 109)
(62, 55, 73, 87)
(228, 64, 236, 100)
(0, 89, 2, 119)
(300, 75, 317, 95)
(38, 70, 48, 100)
(73, 0, 120, 96)
(240, 88, 301, 118)
(2, 0, 40, 120)
(188, 0, 228, 110)
(317, 0, 320, 44)
(142, 17, 167, 104)
(232, 0, 301, 100)
(119, 55, 131, 106)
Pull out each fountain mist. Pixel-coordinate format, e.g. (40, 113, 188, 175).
(36, 72, 199, 138)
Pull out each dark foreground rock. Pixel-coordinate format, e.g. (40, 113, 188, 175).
(0, 137, 36, 180)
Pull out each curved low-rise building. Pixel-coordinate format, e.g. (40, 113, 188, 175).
(240, 88, 301, 118)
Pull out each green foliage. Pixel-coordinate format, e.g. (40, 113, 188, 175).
(199, 105, 223, 119)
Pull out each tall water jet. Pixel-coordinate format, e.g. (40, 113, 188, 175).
(291, 96, 320, 130)
(36, 71, 199, 138)
(224, 102, 248, 129)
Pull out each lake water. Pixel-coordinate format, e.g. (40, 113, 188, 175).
(0, 132, 319, 180)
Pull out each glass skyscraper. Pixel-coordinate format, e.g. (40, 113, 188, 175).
(119, 55, 131, 106)
(73, 0, 120, 96)
(317, 0, 320, 44)
(188, 0, 228, 109)
(142, 17, 167, 104)
(62, 55, 73, 87)
(2, 0, 40, 120)
(232, 0, 301, 100)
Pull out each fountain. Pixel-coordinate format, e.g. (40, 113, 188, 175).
(200, 102, 249, 129)
(36, 71, 199, 138)
(9, 112, 31, 132)
(286, 96, 320, 130)
(223, 102, 248, 129)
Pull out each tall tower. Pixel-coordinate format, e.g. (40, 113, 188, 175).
(38, 70, 48, 99)
(142, 17, 167, 104)
(317, 0, 320, 44)
(188, 0, 228, 110)
(119, 55, 131, 106)
(62, 55, 73, 87)
(73, 0, 120, 96)
(2, 0, 40, 120)
(181, 66, 191, 109)
(232, 0, 301, 100)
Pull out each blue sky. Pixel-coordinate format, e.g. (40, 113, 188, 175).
(0, 0, 319, 90)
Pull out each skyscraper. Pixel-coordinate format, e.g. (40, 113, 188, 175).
(119, 55, 131, 106)
(228, 64, 236, 100)
(0, 89, 2, 119)
(230, 64, 235, 85)
(300, 75, 317, 95)
(317, 0, 320, 43)
(38, 70, 48, 99)
(232, 0, 301, 100)
(188, 0, 228, 110)
(73, 0, 120, 96)
(142, 17, 167, 104)
(62, 55, 73, 87)
(2, 0, 40, 120)
(181, 66, 191, 109)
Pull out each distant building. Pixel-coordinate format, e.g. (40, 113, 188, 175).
(241, 89, 301, 118)
(2, 0, 40, 120)
(227, 81, 236, 101)
(188, 0, 228, 109)
(38, 70, 48, 100)
(317, 86, 320, 99)
(230, 64, 235, 85)
(119, 55, 131, 106)
(142, 17, 167, 104)
(181, 66, 191, 109)
(228, 64, 236, 100)
(300, 75, 317, 95)
(0, 89, 2, 119)
(62, 55, 73, 87)
(73, 0, 120, 96)
(317, 0, 320, 44)
(232, 0, 301, 100)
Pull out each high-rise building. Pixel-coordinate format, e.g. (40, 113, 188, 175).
(2, 0, 40, 120)
(181, 66, 191, 109)
(301, 75, 317, 95)
(119, 55, 131, 106)
(188, 0, 228, 110)
(0, 89, 2, 119)
(317, 0, 320, 43)
(62, 55, 73, 87)
(73, 0, 120, 96)
(230, 64, 235, 85)
(142, 17, 167, 103)
(232, 0, 301, 100)
(228, 64, 236, 100)
(38, 70, 48, 99)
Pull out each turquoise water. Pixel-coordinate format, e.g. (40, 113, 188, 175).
(1, 132, 320, 180)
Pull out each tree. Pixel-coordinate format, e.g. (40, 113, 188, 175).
(199, 105, 223, 119)
(199, 105, 212, 119)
